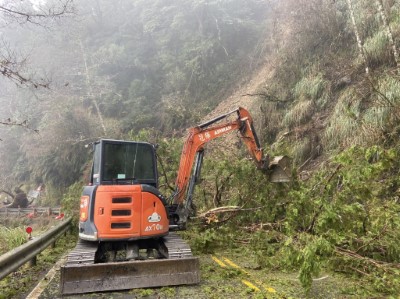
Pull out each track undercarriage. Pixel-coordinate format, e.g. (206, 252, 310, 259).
(60, 232, 200, 295)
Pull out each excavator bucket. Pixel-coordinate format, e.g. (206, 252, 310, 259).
(268, 156, 291, 183)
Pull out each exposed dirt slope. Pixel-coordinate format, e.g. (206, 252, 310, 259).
(199, 55, 278, 157)
(203, 60, 275, 122)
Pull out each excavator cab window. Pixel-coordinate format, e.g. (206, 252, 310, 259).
(91, 140, 158, 187)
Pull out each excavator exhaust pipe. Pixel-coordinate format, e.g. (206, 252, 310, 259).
(268, 156, 291, 183)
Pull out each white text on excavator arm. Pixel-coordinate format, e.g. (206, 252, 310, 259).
(170, 107, 290, 228)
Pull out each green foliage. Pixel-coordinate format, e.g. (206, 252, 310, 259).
(39, 184, 64, 207)
(324, 73, 400, 151)
(0, 232, 76, 299)
(286, 145, 400, 293)
(283, 100, 314, 128)
(363, 30, 390, 66)
(138, 289, 155, 297)
(324, 88, 361, 149)
(211, 144, 400, 294)
(188, 226, 235, 254)
(290, 137, 312, 164)
(294, 74, 328, 103)
(298, 236, 333, 292)
(377, 74, 400, 106)
(128, 128, 183, 197)
(0, 226, 26, 254)
(351, 0, 381, 37)
(159, 287, 176, 297)
(61, 181, 84, 226)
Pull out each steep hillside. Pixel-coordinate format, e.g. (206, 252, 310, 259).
(194, 1, 400, 296)
(203, 61, 275, 120)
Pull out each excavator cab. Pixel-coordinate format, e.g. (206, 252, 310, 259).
(62, 140, 200, 295)
(79, 139, 169, 243)
(90, 140, 158, 187)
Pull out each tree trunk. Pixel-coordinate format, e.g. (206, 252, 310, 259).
(346, 0, 370, 74)
(79, 40, 107, 135)
(376, 0, 400, 71)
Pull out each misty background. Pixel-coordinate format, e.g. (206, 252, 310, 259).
(0, 0, 273, 193)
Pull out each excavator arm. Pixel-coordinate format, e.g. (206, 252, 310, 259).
(170, 107, 290, 228)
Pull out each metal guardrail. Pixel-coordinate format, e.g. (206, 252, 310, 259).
(0, 217, 72, 280)
(0, 207, 61, 216)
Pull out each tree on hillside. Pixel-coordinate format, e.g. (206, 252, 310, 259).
(346, 0, 370, 74)
(375, 0, 399, 70)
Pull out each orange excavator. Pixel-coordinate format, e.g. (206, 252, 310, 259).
(60, 107, 290, 295)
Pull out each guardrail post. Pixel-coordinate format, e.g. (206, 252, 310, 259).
(29, 256, 37, 267)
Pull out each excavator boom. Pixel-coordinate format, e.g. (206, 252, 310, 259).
(171, 107, 290, 227)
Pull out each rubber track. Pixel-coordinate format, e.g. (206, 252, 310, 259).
(163, 232, 194, 259)
(64, 239, 98, 266)
(65, 232, 193, 266)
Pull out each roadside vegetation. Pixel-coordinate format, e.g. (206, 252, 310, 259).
(0, 232, 76, 299)
(0, 217, 65, 255)
(0, 226, 26, 256)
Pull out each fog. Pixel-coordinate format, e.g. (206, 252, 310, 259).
(0, 0, 272, 193)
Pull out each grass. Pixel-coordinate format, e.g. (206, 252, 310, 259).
(378, 74, 400, 105)
(364, 30, 390, 66)
(323, 88, 361, 149)
(363, 106, 390, 129)
(291, 137, 311, 164)
(283, 73, 329, 128)
(323, 73, 400, 150)
(0, 232, 77, 299)
(0, 225, 26, 255)
(294, 73, 327, 102)
(283, 100, 314, 127)
(0, 216, 62, 255)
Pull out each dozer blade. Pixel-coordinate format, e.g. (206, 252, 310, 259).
(60, 257, 200, 294)
(60, 232, 200, 295)
(269, 156, 291, 183)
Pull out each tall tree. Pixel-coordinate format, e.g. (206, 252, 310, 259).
(346, 0, 370, 74)
(375, 0, 399, 70)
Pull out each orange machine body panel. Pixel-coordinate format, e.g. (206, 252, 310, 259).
(91, 185, 169, 240)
